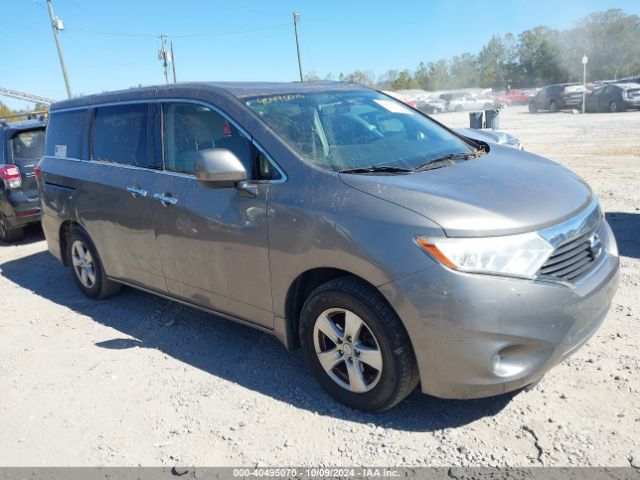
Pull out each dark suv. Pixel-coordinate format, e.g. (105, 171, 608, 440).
(528, 84, 586, 113)
(0, 119, 46, 242)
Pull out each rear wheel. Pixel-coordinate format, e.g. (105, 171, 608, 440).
(609, 101, 619, 112)
(528, 102, 538, 113)
(300, 277, 419, 411)
(549, 101, 558, 112)
(67, 227, 121, 299)
(454, 104, 463, 112)
(0, 214, 23, 243)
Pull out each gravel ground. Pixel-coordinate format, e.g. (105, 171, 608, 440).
(0, 106, 638, 467)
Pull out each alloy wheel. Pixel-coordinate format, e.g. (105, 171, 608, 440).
(71, 240, 96, 289)
(313, 308, 383, 393)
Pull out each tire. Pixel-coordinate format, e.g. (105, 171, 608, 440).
(299, 276, 419, 411)
(609, 101, 618, 113)
(454, 104, 463, 112)
(67, 227, 121, 299)
(528, 102, 538, 113)
(0, 214, 24, 243)
(549, 101, 558, 113)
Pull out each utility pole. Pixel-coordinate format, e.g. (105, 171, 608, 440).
(46, 0, 72, 98)
(292, 12, 303, 82)
(158, 35, 169, 84)
(582, 54, 588, 114)
(170, 41, 177, 83)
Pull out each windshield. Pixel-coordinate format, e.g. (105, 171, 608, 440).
(245, 90, 472, 172)
(12, 129, 45, 161)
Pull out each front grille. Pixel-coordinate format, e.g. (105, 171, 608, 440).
(538, 223, 604, 283)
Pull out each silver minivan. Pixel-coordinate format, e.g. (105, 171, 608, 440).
(39, 82, 619, 411)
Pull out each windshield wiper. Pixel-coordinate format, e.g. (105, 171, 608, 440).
(339, 165, 413, 174)
(414, 149, 484, 172)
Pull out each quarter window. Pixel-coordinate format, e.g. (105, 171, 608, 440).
(92, 104, 151, 167)
(44, 110, 86, 159)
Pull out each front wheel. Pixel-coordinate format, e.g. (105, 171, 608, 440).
(300, 277, 419, 411)
(609, 101, 619, 112)
(67, 227, 121, 299)
(528, 102, 538, 113)
(549, 101, 558, 112)
(454, 104, 463, 112)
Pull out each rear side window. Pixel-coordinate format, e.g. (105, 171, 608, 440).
(92, 104, 151, 167)
(44, 110, 86, 159)
(12, 129, 45, 161)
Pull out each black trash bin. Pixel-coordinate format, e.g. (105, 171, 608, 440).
(484, 108, 500, 130)
(469, 111, 483, 129)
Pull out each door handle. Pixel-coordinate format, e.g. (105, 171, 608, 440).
(153, 193, 178, 206)
(127, 186, 148, 198)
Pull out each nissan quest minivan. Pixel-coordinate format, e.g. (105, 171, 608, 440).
(39, 82, 619, 411)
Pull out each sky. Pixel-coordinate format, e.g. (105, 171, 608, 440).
(2, 0, 640, 109)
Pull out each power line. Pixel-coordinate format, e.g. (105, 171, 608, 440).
(64, 22, 292, 39)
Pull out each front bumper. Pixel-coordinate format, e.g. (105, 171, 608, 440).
(622, 100, 640, 110)
(379, 224, 619, 399)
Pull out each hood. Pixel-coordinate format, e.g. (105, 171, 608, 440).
(454, 127, 521, 148)
(339, 145, 593, 237)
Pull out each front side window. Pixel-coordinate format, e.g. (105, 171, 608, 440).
(162, 102, 258, 177)
(12, 129, 45, 161)
(92, 104, 151, 167)
(44, 110, 86, 159)
(245, 90, 472, 172)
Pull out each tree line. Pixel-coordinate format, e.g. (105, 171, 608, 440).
(305, 9, 640, 91)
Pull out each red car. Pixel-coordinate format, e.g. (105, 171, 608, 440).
(495, 89, 534, 106)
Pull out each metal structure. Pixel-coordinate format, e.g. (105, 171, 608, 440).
(292, 12, 303, 82)
(46, 0, 72, 98)
(0, 87, 55, 105)
(158, 35, 170, 84)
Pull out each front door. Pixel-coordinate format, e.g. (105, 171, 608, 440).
(150, 101, 274, 328)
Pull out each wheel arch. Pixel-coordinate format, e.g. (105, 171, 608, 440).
(58, 220, 81, 266)
(282, 267, 404, 351)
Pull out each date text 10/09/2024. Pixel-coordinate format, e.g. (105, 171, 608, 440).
(232, 468, 401, 478)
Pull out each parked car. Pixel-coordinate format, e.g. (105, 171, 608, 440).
(415, 98, 446, 114)
(528, 84, 586, 112)
(494, 89, 534, 107)
(453, 127, 522, 149)
(448, 95, 495, 112)
(39, 82, 619, 411)
(585, 83, 640, 112)
(0, 119, 46, 242)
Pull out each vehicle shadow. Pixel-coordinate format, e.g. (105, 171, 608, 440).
(606, 212, 640, 260)
(1, 250, 518, 432)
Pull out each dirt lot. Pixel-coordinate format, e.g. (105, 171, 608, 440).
(0, 106, 638, 467)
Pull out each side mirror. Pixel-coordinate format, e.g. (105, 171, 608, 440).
(195, 148, 247, 186)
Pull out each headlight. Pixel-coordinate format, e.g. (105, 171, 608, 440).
(415, 232, 554, 279)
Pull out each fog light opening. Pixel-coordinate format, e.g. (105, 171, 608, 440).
(491, 346, 529, 378)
